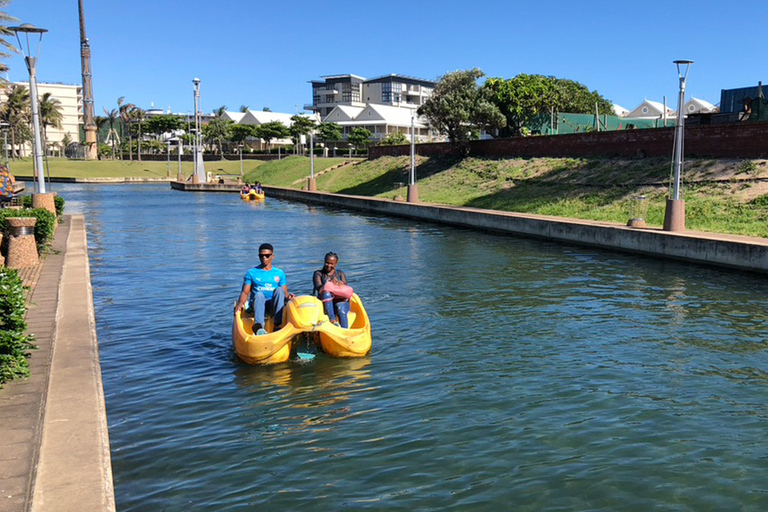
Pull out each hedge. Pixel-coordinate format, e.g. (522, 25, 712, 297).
(0, 268, 35, 385)
(0, 208, 57, 252)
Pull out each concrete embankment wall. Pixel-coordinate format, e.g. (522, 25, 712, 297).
(264, 186, 768, 275)
(370, 121, 768, 160)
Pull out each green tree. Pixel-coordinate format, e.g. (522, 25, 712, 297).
(202, 117, 232, 154)
(145, 115, 184, 138)
(39, 92, 63, 155)
(289, 114, 316, 153)
(214, 105, 227, 117)
(102, 107, 120, 159)
(316, 122, 342, 144)
(0, 83, 28, 158)
(380, 131, 408, 146)
(254, 120, 289, 151)
(418, 68, 505, 153)
(230, 124, 254, 146)
(239, 105, 249, 113)
(348, 127, 372, 150)
(483, 74, 613, 136)
(0, 2, 17, 76)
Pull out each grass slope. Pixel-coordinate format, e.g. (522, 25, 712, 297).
(312, 155, 768, 238)
(244, 156, 352, 187)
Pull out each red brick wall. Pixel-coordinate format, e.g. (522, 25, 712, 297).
(370, 121, 768, 160)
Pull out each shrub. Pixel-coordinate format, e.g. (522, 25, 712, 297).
(21, 194, 65, 217)
(0, 208, 57, 251)
(0, 268, 36, 385)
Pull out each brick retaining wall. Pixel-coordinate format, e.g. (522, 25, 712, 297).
(370, 121, 768, 160)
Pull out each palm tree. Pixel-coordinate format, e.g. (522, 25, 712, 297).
(93, 115, 108, 159)
(239, 105, 249, 113)
(103, 107, 120, 159)
(39, 92, 63, 156)
(118, 98, 136, 160)
(203, 117, 232, 155)
(214, 105, 227, 117)
(0, 83, 29, 158)
(0, 2, 18, 76)
(132, 107, 146, 162)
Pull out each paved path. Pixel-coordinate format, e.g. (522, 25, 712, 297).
(0, 215, 115, 512)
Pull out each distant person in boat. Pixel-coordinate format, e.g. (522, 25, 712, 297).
(234, 243, 295, 335)
(253, 182, 263, 194)
(313, 252, 352, 328)
(241, 183, 251, 194)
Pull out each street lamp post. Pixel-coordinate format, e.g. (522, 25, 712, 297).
(192, 78, 206, 183)
(10, 24, 48, 194)
(238, 143, 244, 177)
(177, 138, 183, 181)
(663, 59, 693, 232)
(0, 122, 9, 166)
(407, 110, 419, 203)
(308, 131, 316, 191)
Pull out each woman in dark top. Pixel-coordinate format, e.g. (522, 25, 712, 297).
(313, 252, 351, 328)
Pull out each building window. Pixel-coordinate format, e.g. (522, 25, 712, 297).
(341, 83, 351, 102)
(325, 94, 335, 103)
(382, 82, 392, 103)
(351, 83, 361, 103)
(313, 94, 320, 105)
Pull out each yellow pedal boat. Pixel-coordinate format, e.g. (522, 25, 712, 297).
(240, 190, 265, 201)
(232, 294, 372, 364)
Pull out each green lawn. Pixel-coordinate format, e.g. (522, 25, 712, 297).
(244, 156, 353, 187)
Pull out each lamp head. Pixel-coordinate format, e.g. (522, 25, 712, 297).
(9, 23, 48, 35)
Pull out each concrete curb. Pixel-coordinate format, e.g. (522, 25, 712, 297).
(30, 215, 115, 512)
(264, 186, 768, 275)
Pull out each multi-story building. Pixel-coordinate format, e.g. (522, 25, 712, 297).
(306, 74, 435, 118)
(0, 82, 83, 157)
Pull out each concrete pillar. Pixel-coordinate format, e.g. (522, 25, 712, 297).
(663, 199, 685, 232)
(6, 217, 38, 269)
(308, 177, 317, 191)
(33, 192, 57, 217)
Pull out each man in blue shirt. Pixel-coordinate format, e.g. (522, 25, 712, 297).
(234, 243, 294, 335)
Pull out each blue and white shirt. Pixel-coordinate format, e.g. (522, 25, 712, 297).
(243, 267, 286, 299)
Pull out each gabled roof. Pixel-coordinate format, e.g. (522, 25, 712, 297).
(685, 97, 718, 114)
(240, 110, 294, 126)
(326, 103, 428, 128)
(625, 99, 675, 119)
(221, 111, 246, 123)
(324, 105, 364, 123)
(612, 104, 629, 117)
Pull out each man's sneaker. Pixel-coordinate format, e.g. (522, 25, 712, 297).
(256, 328, 267, 336)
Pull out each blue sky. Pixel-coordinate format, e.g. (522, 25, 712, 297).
(4, 0, 767, 116)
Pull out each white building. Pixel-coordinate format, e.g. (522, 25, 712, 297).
(0, 82, 83, 156)
(324, 103, 438, 142)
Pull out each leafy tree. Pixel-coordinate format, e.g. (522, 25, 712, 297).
(230, 124, 255, 146)
(418, 68, 505, 153)
(0, 2, 17, 76)
(0, 83, 28, 158)
(239, 105, 249, 113)
(289, 115, 316, 152)
(316, 122, 343, 144)
(380, 131, 408, 146)
(214, 105, 227, 117)
(39, 92, 63, 155)
(254, 121, 289, 151)
(145, 115, 184, 138)
(202, 117, 232, 154)
(348, 127, 372, 149)
(483, 74, 613, 136)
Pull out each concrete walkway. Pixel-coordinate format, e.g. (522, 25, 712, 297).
(0, 215, 115, 512)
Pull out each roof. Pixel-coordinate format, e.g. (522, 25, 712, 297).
(364, 74, 436, 87)
(685, 97, 718, 113)
(328, 103, 427, 128)
(241, 110, 294, 125)
(625, 99, 675, 119)
(221, 111, 246, 123)
(612, 104, 629, 117)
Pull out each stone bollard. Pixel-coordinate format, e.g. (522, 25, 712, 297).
(6, 217, 38, 269)
(33, 192, 57, 217)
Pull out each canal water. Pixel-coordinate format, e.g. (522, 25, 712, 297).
(60, 183, 768, 511)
